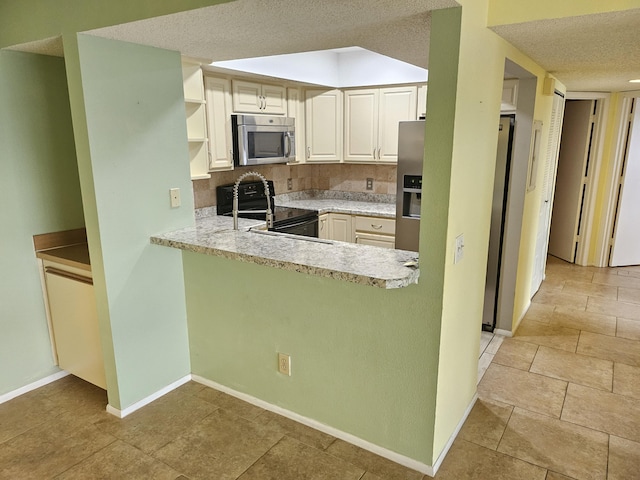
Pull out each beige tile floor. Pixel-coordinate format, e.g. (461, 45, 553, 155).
(2, 256, 640, 479)
(455, 256, 640, 480)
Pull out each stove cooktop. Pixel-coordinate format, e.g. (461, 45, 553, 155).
(225, 205, 317, 227)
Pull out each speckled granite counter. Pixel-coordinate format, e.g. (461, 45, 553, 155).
(151, 212, 419, 289)
(277, 198, 396, 218)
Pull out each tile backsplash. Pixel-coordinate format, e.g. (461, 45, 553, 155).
(192, 163, 397, 209)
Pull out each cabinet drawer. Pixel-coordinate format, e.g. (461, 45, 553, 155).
(354, 216, 395, 235)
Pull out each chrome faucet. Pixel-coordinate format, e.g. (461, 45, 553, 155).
(232, 171, 274, 230)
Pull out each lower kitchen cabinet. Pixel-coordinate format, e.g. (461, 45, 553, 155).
(328, 213, 352, 243)
(43, 259, 106, 389)
(320, 213, 395, 248)
(353, 215, 395, 248)
(318, 213, 330, 239)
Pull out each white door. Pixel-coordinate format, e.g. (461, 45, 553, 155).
(531, 92, 565, 294)
(548, 100, 593, 262)
(611, 98, 640, 266)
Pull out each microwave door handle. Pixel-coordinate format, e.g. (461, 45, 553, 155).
(285, 132, 292, 158)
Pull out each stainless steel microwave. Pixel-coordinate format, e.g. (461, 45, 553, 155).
(231, 114, 295, 166)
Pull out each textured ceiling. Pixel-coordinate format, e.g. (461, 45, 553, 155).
(491, 9, 640, 92)
(86, 0, 459, 69)
(6, 2, 640, 92)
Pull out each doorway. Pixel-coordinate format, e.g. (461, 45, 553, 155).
(610, 97, 640, 266)
(548, 100, 597, 263)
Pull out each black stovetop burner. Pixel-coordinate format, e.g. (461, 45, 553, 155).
(215, 180, 318, 231)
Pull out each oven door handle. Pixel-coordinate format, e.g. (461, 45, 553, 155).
(273, 217, 318, 230)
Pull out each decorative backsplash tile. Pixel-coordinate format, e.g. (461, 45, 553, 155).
(193, 163, 397, 209)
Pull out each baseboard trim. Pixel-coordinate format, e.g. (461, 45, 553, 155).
(191, 374, 435, 476)
(494, 328, 513, 337)
(0, 370, 70, 405)
(106, 374, 191, 418)
(431, 393, 478, 475)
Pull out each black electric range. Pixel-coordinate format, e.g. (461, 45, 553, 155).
(216, 180, 319, 237)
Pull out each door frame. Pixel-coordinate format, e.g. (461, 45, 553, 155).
(600, 91, 640, 266)
(564, 92, 610, 266)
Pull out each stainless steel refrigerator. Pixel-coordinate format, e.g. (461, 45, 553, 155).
(482, 114, 515, 330)
(395, 120, 425, 252)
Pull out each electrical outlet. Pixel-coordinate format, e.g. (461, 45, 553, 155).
(169, 188, 181, 208)
(287, 178, 293, 190)
(454, 234, 464, 264)
(366, 178, 373, 190)
(278, 353, 291, 376)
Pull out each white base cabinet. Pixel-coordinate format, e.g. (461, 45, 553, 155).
(328, 213, 353, 243)
(320, 213, 395, 248)
(43, 261, 106, 389)
(353, 215, 395, 248)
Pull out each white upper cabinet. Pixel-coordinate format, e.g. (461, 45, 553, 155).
(305, 89, 343, 162)
(378, 87, 418, 162)
(287, 87, 305, 163)
(204, 75, 233, 171)
(344, 89, 378, 162)
(232, 80, 287, 115)
(344, 86, 417, 163)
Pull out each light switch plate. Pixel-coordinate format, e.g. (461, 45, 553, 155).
(170, 188, 181, 208)
(454, 234, 464, 264)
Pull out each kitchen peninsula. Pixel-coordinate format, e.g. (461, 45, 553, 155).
(151, 198, 419, 289)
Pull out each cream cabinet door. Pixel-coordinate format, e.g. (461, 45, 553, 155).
(378, 86, 417, 163)
(328, 213, 353, 242)
(318, 213, 330, 239)
(262, 84, 287, 114)
(232, 80, 263, 113)
(204, 76, 233, 171)
(305, 89, 343, 162)
(354, 233, 395, 249)
(232, 80, 286, 115)
(44, 264, 106, 389)
(287, 87, 305, 163)
(344, 89, 378, 162)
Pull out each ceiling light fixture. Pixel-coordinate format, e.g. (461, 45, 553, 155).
(630, 79, 640, 83)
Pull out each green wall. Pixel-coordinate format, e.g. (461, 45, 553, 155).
(0, 50, 85, 395)
(183, 252, 440, 463)
(63, 34, 194, 410)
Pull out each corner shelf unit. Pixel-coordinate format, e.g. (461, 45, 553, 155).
(182, 61, 211, 180)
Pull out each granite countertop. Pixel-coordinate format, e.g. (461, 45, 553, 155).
(36, 243, 91, 272)
(276, 198, 396, 218)
(151, 210, 419, 289)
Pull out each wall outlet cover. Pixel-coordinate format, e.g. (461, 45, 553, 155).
(170, 188, 181, 208)
(278, 353, 291, 376)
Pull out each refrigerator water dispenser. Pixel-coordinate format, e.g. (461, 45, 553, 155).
(402, 175, 422, 218)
